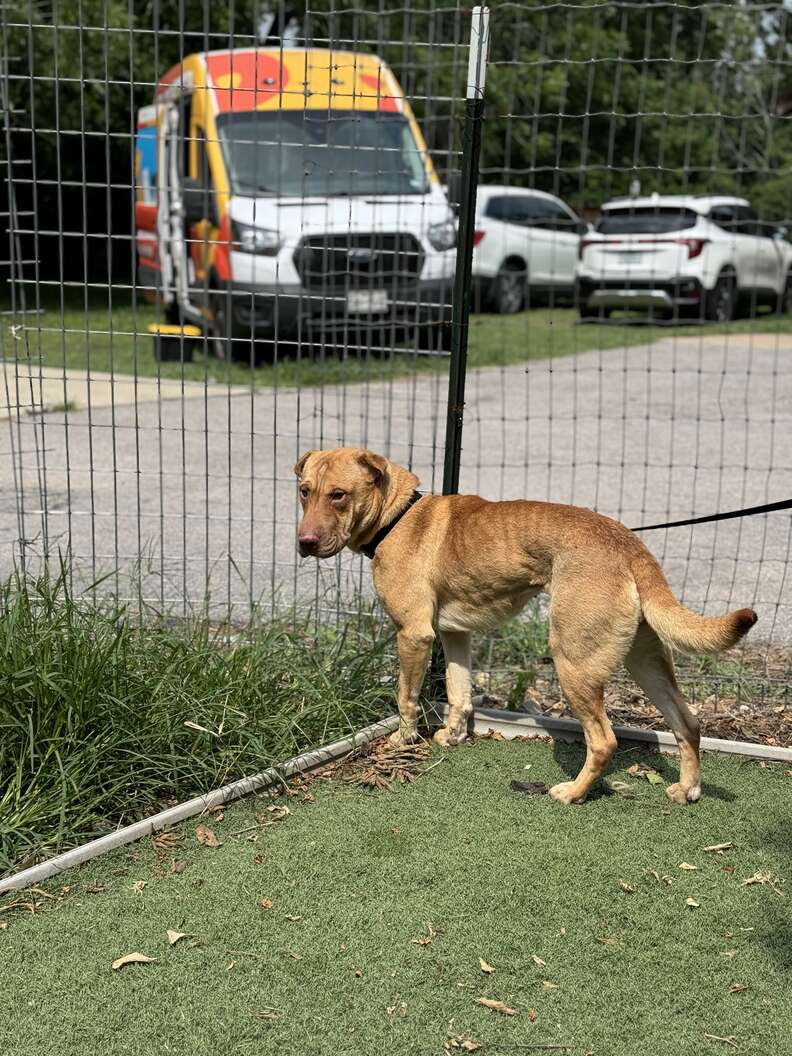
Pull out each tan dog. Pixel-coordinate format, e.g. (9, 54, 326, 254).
(295, 447, 757, 805)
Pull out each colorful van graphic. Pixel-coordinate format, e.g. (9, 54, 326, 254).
(134, 48, 456, 361)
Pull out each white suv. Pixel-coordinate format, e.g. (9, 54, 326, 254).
(472, 186, 588, 313)
(577, 195, 792, 321)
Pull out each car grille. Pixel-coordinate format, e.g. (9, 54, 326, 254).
(293, 233, 425, 292)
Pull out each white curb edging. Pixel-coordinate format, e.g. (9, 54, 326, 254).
(463, 704, 792, 763)
(0, 715, 399, 895)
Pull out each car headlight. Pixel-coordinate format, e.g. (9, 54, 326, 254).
(231, 220, 280, 256)
(427, 220, 457, 252)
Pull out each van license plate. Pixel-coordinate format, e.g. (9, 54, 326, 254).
(347, 290, 388, 314)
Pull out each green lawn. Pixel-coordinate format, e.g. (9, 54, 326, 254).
(6, 293, 791, 388)
(2, 737, 790, 1056)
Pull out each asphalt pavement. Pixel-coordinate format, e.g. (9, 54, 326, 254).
(2, 331, 789, 643)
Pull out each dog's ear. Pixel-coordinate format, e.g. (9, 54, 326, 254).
(294, 450, 316, 478)
(356, 449, 389, 486)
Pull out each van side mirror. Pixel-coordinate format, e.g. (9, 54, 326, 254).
(182, 176, 218, 226)
(576, 220, 591, 236)
(773, 225, 788, 242)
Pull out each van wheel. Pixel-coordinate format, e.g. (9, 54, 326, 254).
(777, 272, 792, 315)
(490, 263, 527, 314)
(210, 288, 267, 365)
(705, 272, 737, 322)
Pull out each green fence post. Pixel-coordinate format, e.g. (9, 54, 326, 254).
(427, 6, 490, 725)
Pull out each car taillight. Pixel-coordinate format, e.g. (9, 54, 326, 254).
(472, 229, 486, 247)
(578, 238, 594, 260)
(684, 238, 709, 259)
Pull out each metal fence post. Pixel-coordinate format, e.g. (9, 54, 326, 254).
(442, 5, 489, 496)
(427, 7, 490, 719)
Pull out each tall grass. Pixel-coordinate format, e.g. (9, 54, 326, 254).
(0, 567, 396, 876)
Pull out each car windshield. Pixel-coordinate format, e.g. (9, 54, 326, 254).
(597, 207, 698, 234)
(216, 110, 429, 197)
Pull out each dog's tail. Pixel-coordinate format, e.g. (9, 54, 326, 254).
(632, 552, 757, 654)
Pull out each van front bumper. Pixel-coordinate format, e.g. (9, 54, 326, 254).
(223, 279, 453, 338)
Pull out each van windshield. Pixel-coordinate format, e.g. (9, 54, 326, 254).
(597, 207, 698, 234)
(216, 110, 429, 197)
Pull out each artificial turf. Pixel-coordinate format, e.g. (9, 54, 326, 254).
(2, 737, 790, 1056)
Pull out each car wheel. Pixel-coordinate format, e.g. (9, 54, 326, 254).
(777, 272, 792, 315)
(490, 264, 527, 314)
(704, 272, 737, 322)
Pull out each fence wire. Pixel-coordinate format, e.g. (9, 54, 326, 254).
(1, 1, 791, 719)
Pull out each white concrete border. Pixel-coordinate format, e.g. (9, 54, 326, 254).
(0, 715, 399, 895)
(463, 703, 792, 763)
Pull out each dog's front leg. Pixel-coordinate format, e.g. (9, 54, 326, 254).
(388, 625, 435, 747)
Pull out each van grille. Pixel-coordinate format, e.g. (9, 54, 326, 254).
(293, 233, 424, 292)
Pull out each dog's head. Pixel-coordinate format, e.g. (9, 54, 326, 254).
(294, 447, 417, 558)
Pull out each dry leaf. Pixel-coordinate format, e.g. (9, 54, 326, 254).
(288, 951, 302, 961)
(111, 952, 157, 970)
(703, 1034, 738, 1048)
(626, 763, 663, 785)
(679, 863, 698, 871)
(412, 922, 439, 947)
(479, 958, 496, 974)
(354, 968, 363, 978)
(195, 825, 220, 848)
(475, 997, 519, 1016)
(527, 1008, 538, 1022)
(541, 980, 559, 989)
(167, 929, 188, 945)
(444, 1036, 481, 1053)
(86, 884, 106, 894)
(741, 871, 784, 896)
(619, 881, 636, 894)
(720, 950, 738, 958)
(250, 1007, 282, 1020)
(285, 913, 303, 922)
(686, 898, 701, 908)
(170, 859, 187, 875)
(704, 842, 734, 854)
(131, 880, 147, 895)
(531, 954, 546, 967)
(252, 854, 266, 866)
(729, 983, 748, 994)
(260, 898, 274, 910)
(0, 922, 8, 930)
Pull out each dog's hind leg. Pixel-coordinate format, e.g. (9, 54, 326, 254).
(547, 566, 640, 804)
(434, 630, 473, 747)
(625, 621, 701, 804)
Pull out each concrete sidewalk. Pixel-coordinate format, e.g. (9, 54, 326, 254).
(1, 332, 790, 641)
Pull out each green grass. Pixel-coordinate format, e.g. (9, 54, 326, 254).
(0, 568, 395, 876)
(1, 738, 790, 1056)
(7, 292, 791, 389)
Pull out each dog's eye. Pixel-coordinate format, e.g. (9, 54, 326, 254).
(329, 490, 346, 502)
(299, 486, 309, 499)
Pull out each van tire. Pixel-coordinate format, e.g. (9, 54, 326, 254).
(777, 271, 792, 315)
(153, 333, 193, 363)
(704, 271, 737, 322)
(209, 287, 273, 366)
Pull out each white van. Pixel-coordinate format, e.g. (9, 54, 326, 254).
(135, 48, 456, 361)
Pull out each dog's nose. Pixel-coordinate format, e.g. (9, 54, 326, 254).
(298, 533, 320, 555)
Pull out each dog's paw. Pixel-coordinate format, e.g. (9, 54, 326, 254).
(666, 782, 702, 805)
(433, 726, 467, 748)
(548, 781, 587, 805)
(388, 728, 420, 748)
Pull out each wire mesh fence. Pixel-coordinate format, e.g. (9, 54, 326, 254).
(2, 1, 791, 724)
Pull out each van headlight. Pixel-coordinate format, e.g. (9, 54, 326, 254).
(427, 220, 456, 251)
(231, 220, 280, 256)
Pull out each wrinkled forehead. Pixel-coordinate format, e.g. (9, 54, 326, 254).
(300, 451, 367, 490)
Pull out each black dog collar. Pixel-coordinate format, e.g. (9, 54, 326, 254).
(359, 491, 423, 560)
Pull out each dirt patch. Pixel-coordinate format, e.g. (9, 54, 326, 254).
(476, 645, 792, 748)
